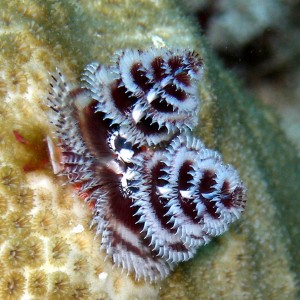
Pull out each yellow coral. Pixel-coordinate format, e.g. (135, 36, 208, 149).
(11, 186, 34, 211)
(4, 65, 28, 94)
(0, 271, 25, 300)
(24, 236, 45, 268)
(0, 78, 7, 99)
(0, 193, 8, 214)
(0, 166, 20, 193)
(28, 270, 47, 297)
(31, 210, 57, 236)
(70, 282, 91, 300)
(0, 217, 7, 244)
(68, 254, 89, 274)
(6, 211, 31, 238)
(48, 237, 70, 267)
(2, 238, 28, 268)
(48, 271, 71, 300)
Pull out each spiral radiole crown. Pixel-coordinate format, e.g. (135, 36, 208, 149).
(47, 48, 246, 282)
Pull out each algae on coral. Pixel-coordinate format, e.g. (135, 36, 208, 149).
(0, 0, 299, 299)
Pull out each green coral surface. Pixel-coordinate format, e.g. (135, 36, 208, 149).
(0, 0, 299, 299)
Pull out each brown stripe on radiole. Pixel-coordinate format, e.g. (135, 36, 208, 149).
(110, 79, 139, 114)
(108, 228, 171, 281)
(220, 180, 234, 208)
(163, 83, 187, 102)
(185, 51, 203, 76)
(75, 97, 116, 162)
(94, 165, 171, 278)
(150, 56, 166, 82)
(175, 72, 191, 86)
(130, 63, 152, 92)
(95, 166, 142, 235)
(135, 115, 168, 137)
(177, 161, 201, 222)
(146, 160, 176, 232)
(231, 186, 246, 209)
(150, 96, 175, 113)
(167, 55, 185, 73)
(110, 228, 152, 260)
(198, 170, 220, 219)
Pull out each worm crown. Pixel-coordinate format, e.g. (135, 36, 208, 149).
(47, 48, 246, 282)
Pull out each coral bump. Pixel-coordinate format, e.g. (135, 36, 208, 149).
(47, 48, 246, 282)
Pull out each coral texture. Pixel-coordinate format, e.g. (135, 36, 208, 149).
(0, 0, 299, 299)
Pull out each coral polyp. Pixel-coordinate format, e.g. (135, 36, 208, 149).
(0, 271, 25, 300)
(47, 48, 246, 282)
(27, 270, 47, 298)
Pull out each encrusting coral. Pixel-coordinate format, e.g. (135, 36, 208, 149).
(0, 0, 299, 299)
